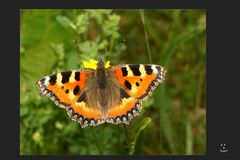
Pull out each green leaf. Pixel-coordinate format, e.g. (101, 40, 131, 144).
(102, 14, 120, 38)
(78, 41, 99, 56)
(88, 9, 112, 24)
(56, 15, 77, 31)
(98, 40, 108, 50)
(20, 106, 29, 117)
(21, 10, 73, 47)
(142, 98, 154, 108)
(20, 44, 57, 78)
(76, 13, 89, 34)
(128, 117, 151, 155)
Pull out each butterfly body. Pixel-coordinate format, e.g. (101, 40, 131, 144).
(36, 60, 166, 128)
(83, 69, 121, 115)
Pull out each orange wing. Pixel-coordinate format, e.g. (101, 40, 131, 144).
(36, 64, 166, 127)
(104, 97, 141, 125)
(108, 64, 166, 100)
(104, 64, 166, 125)
(36, 69, 104, 128)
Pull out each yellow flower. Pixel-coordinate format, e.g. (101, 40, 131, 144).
(83, 59, 98, 70)
(105, 60, 111, 68)
(83, 59, 111, 70)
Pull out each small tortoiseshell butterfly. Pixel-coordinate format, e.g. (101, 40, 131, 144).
(36, 60, 166, 128)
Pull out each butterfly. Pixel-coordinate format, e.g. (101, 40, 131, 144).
(36, 60, 166, 128)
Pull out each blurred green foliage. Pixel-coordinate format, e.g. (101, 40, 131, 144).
(20, 9, 206, 155)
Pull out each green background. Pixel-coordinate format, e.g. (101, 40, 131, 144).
(20, 9, 206, 155)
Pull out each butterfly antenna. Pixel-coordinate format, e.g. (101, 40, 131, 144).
(98, 58, 103, 63)
(73, 40, 81, 55)
(97, 59, 105, 68)
(117, 39, 126, 51)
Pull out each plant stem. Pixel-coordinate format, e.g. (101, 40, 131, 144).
(122, 125, 134, 155)
(185, 117, 193, 155)
(140, 10, 152, 63)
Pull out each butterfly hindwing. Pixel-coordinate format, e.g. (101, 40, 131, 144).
(67, 101, 105, 127)
(105, 97, 141, 125)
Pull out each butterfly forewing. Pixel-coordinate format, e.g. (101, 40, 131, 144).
(108, 64, 166, 100)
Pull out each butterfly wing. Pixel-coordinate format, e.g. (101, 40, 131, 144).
(105, 64, 166, 124)
(36, 69, 105, 128)
(36, 64, 166, 127)
(108, 64, 166, 100)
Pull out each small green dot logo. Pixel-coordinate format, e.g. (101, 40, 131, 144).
(219, 144, 228, 153)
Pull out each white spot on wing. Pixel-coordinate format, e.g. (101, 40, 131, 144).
(44, 76, 50, 85)
(69, 71, 76, 83)
(139, 65, 146, 77)
(151, 65, 158, 74)
(126, 65, 134, 77)
(56, 73, 62, 86)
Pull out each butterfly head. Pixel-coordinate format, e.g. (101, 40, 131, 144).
(97, 59, 105, 69)
(96, 59, 107, 88)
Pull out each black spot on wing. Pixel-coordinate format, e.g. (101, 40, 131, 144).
(124, 80, 132, 90)
(73, 85, 80, 95)
(120, 88, 130, 99)
(75, 72, 80, 81)
(61, 71, 72, 84)
(49, 75, 56, 85)
(136, 82, 140, 87)
(145, 65, 153, 75)
(129, 65, 141, 76)
(121, 67, 128, 77)
(78, 92, 86, 102)
(65, 89, 69, 94)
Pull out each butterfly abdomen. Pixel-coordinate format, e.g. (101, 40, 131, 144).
(98, 89, 109, 108)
